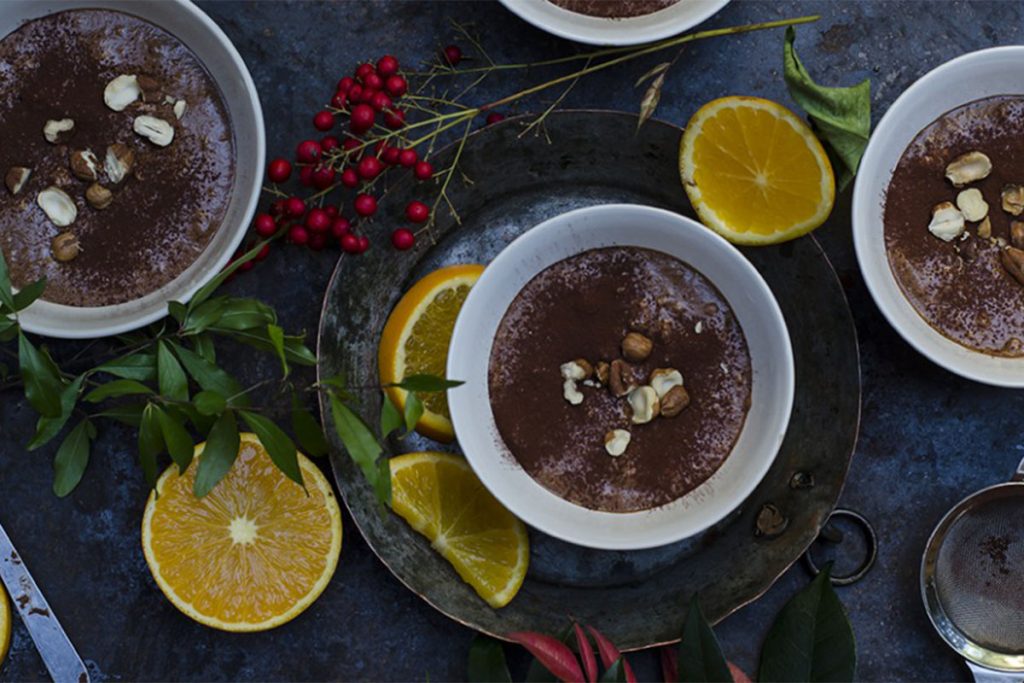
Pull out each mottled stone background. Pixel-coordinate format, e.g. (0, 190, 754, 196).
(2, 1, 1022, 681)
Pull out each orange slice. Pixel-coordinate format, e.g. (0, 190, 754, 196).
(680, 96, 835, 245)
(142, 433, 342, 631)
(390, 452, 528, 608)
(379, 264, 485, 442)
(0, 585, 9, 664)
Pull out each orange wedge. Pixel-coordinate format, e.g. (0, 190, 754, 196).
(379, 264, 485, 442)
(142, 433, 342, 632)
(0, 585, 9, 664)
(680, 96, 835, 245)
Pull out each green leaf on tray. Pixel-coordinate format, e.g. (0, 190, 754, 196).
(600, 658, 628, 683)
(239, 410, 304, 488)
(403, 391, 424, 435)
(194, 410, 240, 497)
(13, 278, 46, 312)
(138, 403, 165, 489)
(18, 331, 64, 418)
(291, 393, 328, 458)
(96, 352, 157, 382)
(758, 564, 856, 683)
(783, 26, 870, 191)
(83, 379, 154, 404)
(266, 323, 288, 376)
(392, 374, 464, 393)
(468, 635, 512, 683)
(28, 373, 86, 451)
(181, 297, 227, 334)
(678, 596, 732, 682)
(212, 298, 277, 331)
(157, 340, 189, 403)
(157, 406, 195, 473)
(329, 394, 388, 506)
(52, 419, 95, 497)
(380, 391, 404, 438)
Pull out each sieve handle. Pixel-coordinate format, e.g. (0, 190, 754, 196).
(967, 661, 1024, 683)
(1013, 455, 1024, 482)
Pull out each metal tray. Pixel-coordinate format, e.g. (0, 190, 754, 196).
(316, 110, 861, 649)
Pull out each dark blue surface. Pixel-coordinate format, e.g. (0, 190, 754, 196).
(2, 1, 1023, 680)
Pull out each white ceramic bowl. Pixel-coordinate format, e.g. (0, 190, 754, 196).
(2, 0, 264, 339)
(497, 0, 729, 46)
(853, 47, 1024, 387)
(447, 204, 794, 550)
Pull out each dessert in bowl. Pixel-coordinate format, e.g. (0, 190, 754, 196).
(854, 47, 1024, 386)
(447, 204, 794, 550)
(0, 0, 263, 338)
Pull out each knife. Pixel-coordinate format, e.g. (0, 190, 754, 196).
(0, 520, 90, 683)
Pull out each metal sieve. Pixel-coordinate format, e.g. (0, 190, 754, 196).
(921, 457, 1024, 682)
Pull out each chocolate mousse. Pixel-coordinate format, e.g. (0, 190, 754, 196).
(549, 0, 680, 18)
(884, 96, 1024, 356)
(488, 247, 751, 513)
(0, 9, 235, 308)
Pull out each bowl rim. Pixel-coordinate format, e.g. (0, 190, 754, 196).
(852, 45, 1024, 387)
(7, 0, 264, 339)
(496, 0, 730, 47)
(446, 203, 794, 550)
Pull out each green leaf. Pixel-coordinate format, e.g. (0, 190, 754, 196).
(239, 410, 304, 488)
(28, 373, 86, 451)
(758, 565, 856, 683)
(210, 298, 277, 331)
(96, 352, 157, 382)
(169, 342, 246, 403)
(215, 327, 317, 367)
(53, 419, 95, 497)
(83, 379, 154, 403)
(678, 596, 732, 682)
(0, 318, 17, 343)
(291, 394, 328, 457)
(187, 241, 268, 312)
(193, 334, 217, 364)
(0, 249, 15, 313)
(18, 332, 64, 417)
(182, 297, 227, 334)
(600, 658, 628, 683)
(402, 392, 424, 435)
(157, 407, 195, 473)
(380, 392, 404, 438)
(93, 402, 146, 427)
(168, 301, 188, 324)
(468, 635, 512, 683)
(13, 278, 46, 312)
(193, 390, 227, 416)
(266, 323, 289, 376)
(138, 404, 165, 488)
(783, 26, 871, 191)
(328, 395, 387, 506)
(392, 374, 464, 393)
(194, 411, 240, 497)
(157, 340, 189, 402)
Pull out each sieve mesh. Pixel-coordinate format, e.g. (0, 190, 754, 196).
(934, 493, 1024, 653)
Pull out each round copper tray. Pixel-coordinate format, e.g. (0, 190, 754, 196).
(316, 110, 861, 649)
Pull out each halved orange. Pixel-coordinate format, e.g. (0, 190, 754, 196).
(680, 96, 835, 245)
(379, 264, 485, 442)
(142, 433, 342, 632)
(0, 585, 9, 665)
(390, 452, 528, 608)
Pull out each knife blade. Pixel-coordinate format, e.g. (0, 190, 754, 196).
(0, 521, 90, 683)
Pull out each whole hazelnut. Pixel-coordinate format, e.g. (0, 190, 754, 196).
(85, 183, 113, 210)
(51, 232, 81, 263)
(621, 331, 653, 362)
(660, 385, 691, 418)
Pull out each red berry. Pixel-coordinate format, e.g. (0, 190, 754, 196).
(305, 208, 330, 233)
(358, 236, 370, 253)
(355, 63, 375, 81)
(240, 260, 255, 272)
(296, 139, 321, 163)
(385, 75, 407, 97)
(340, 233, 361, 254)
(486, 112, 505, 125)
(312, 166, 336, 190)
(398, 148, 418, 167)
(337, 76, 355, 93)
(358, 155, 383, 180)
(286, 196, 306, 217)
(443, 45, 462, 66)
(363, 72, 383, 91)
(313, 110, 335, 131)
(341, 167, 359, 188)
(357, 87, 377, 104)
(370, 91, 393, 112)
(414, 160, 434, 180)
(350, 104, 375, 133)
(267, 158, 292, 183)
(270, 198, 287, 216)
(321, 135, 340, 151)
(377, 55, 399, 77)
(354, 193, 377, 217)
(325, 205, 339, 218)
(308, 232, 328, 251)
(347, 84, 363, 103)
(288, 225, 310, 245)
(330, 92, 347, 109)
(299, 165, 315, 187)
(384, 108, 406, 129)
(331, 217, 351, 239)
(254, 213, 277, 237)
(342, 138, 361, 152)
(405, 200, 429, 223)
(256, 244, 271, 261)
(391, 228, 415, 250)
(382, 146, 401, 165)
